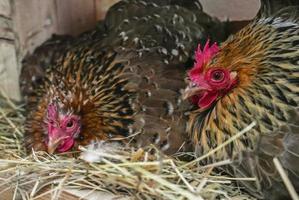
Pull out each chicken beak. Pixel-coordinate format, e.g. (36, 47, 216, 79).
(47, 136, 65, 154)
(182, 85, 204, 100)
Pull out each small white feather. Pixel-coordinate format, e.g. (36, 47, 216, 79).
(80, 141, 123, 163)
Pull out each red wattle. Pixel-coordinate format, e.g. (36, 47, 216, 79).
(198, 91, 218, 109)
(57, 138, 74, 152)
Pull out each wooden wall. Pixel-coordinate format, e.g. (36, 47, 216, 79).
(0, 0, 259, 100)
(201, 0, 259, 21)
(0, 0, 119, 100)
(14, 0, 119, 57)
(0, 0, 20, 100)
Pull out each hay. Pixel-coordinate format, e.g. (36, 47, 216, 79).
(0, 93, 256, 200)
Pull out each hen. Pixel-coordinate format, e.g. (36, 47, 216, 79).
(22, 0, 227, 155)
(183, 0, 299, 199)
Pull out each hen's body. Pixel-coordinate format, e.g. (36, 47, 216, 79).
(186, 2, 299, 199)
(23, 0, 227, 155)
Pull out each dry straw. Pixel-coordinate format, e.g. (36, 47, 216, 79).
(0, 92, 256, 200)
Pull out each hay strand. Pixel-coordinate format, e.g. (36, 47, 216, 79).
(0, 94, 256, 200)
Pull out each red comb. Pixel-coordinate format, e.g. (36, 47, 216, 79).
(189, 40, 219, 80)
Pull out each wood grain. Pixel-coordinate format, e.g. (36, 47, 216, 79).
(0, 3, 20, 100)
(3, 0, 106, 100)
(55, 0, 97, 35)
(200, 0, 260, 20)
(0, 0, 11, 17)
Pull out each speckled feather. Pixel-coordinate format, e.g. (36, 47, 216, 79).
(23, 0, 227, 155)
(187, 5, 299, 200)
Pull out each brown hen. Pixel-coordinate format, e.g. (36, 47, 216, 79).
(183, 1, 299, 199)
(22, 0, 228, 155)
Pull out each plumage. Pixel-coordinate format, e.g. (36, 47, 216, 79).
(22, 0, 228, 155)
(184, 1, 299, 199)
(20, 34, 74, 100)
(20, 21, 108, 100)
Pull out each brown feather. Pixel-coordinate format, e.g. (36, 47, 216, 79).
(22, 0, 227, 156)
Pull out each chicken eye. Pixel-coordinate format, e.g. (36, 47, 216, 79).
(66, 120, 74, 128)
(211, 70, 225, 82)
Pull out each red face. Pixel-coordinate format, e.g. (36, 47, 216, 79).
(46, 103, 81, 153)
(183, 41, 237, 110)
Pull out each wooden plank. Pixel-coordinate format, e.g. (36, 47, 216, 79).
(95, 0, 120, 20)
(55, 0, 97, 35)
(200, 0, 259, 21)
(0, 0, 20, 100)
(13, 0, 58, 56)
(0, 17, 14, 40)
(0, 0, 11, 17)
(0, 41, 20, 100)
(13, 0, 99, 55)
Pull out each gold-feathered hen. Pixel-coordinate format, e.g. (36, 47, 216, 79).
(183, 1, 299, 199)
(22, 0, 228, 155)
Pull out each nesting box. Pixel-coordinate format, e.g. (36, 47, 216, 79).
(0, 1, 262, 200)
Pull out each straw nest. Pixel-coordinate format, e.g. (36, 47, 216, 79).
(0, 92, 256, 200)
